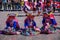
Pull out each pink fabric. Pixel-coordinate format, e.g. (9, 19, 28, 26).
(50, 14, 55, 19)
(14, 18, 18, 22)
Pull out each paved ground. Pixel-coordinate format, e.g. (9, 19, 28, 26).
(0, 11, 60, 40)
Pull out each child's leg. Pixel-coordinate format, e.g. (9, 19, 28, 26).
(50, 19, 57, 25)
(42, 18, 45, 25)
(40, 26, 45, 31)
(6, 27, 12, 32)
(50, 19, 57, 30)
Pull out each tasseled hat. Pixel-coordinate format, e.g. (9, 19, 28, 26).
(8, 13, 16, 16)
(27, 14, 35, 18)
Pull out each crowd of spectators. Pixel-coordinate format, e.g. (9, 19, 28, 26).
(0, 0, 55, 12)
(0, 0, 24, 10)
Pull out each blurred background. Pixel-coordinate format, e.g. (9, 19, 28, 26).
(0, 0, 60, 12)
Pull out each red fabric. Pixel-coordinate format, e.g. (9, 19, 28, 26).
(49, 14, 55, 19)
(6, 16, 18, 23)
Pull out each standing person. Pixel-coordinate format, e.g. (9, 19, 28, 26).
(52, 2, 55, 13)
(43, 1, 52, 14)
(23, 0, 28, 13)
(11, 0, 15, 10)
(23, 0, 32, 15)
(32, 1, 37, 13)
(46, 1, 52, 13)
(2, 0, 7, 10)
(0, 0, 2, 10)
(36, 0, 42, 15)
(7, 0, 12, 10)
(20, 0, 24, 10)
(11, 0, 20, 10)
(42, 1, 46, 13)
(23, 0, 33, 12)
(3, 13, 20, 35)
(14, 0, 20, 10)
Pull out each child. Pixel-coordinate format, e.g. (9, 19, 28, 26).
(41, 11, 57, 33)
(24, 14, 36, 29)
(4, 13, 20, 35)
(41, 13, 52, 34)
(49, 11, 57, 31)
(21, 14, 40, 36)
(42, 13, 49, 25)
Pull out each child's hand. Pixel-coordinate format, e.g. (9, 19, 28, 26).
(46, 23, 50, 27)
(26, 26, 28, 29)
(34, 26, 36, 29)
(45, 25, 49, 31)
(8, 27, 12, 32)
(34, 27, 40, 32)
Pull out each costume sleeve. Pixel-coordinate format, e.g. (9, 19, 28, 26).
(24, 19, 28, 28)
(33, 21, 36, 27)
(42, 18, 45, 24)
(13, 21, 17, 29)
(5, 22, 10, 29)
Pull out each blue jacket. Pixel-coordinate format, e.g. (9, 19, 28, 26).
(24, 19, 36, 28)
(5, 20, 19, 30)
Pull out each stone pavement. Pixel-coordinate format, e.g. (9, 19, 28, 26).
(0, 33, 60, 40)
(0, 11, 60, 40)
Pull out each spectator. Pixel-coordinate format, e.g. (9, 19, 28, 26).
(7, 0, 12, 10)
(20, 0, 24, 10)
(32, 1, 37, 13)
(0, 0, 2, 10)
(2, 0, 7, 10)
(52, 2, 55, 12)
(13, 0, 20, 10)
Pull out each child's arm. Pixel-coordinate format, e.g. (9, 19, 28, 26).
(5, 22, 10, 29)
(24, 20, 29, 29)
(13, 21, 17, 29)
(33, 21, 36, 28)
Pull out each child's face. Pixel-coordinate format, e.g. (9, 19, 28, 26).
(30, 16, 34, 20)
(47, 3, 51, 6)
(43, 14, 47, 17)
(30, 17, 34, 20)
(9, 16, 15, 21)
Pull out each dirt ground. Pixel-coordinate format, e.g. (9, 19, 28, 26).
(0, 11, 60, 40)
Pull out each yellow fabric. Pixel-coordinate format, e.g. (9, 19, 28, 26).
(20, 1, 24, 6)
(48, 12, 53, 15)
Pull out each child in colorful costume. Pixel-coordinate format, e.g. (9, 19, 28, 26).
(41, 13, 52, 33)
(21, 14, 40, 36)
(41, 11, 57, 33)
(48, 11, 57, 32)
(3, 13, 20, 35)
(24, 14, 36, 29)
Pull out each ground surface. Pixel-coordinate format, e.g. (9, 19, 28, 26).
(0, 11, 60, 40)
